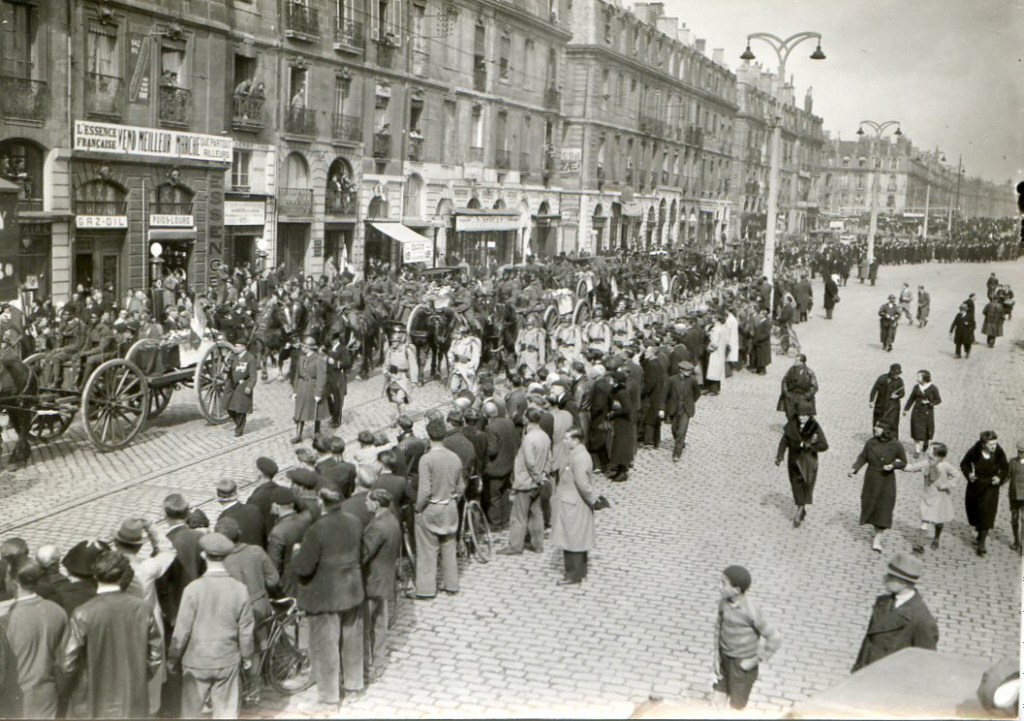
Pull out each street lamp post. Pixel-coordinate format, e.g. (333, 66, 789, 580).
(740, 32, 826, 292)
(855, 120, 902, 266)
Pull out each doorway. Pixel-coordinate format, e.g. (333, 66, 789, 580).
(277, 224, 309, 277)
(74, 234, 124, 299)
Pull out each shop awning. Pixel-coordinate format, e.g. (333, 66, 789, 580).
(370, 222, 432, 263)
(148, 229, 197, 241)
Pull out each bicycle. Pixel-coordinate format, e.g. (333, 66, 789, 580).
(771, 323, 801, 357)
(457, 476, 494, 563)
(241, 597, 314, 706)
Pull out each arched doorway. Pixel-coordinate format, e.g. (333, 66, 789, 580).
(74, 178, 129, 299)
(611, 202, 624, 252)
(534, 200, 557, 259)
(324, 157, 357, 272)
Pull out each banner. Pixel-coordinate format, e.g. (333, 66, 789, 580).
(559, 148, 581, 174)
(455, 214, 520, 232)
(224, 201, 266, 226)
(73, 120, 233, 163)
(402, 240, 432, 264)
(127, 34, 152, 104)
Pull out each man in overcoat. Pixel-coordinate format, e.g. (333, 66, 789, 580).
(292, 335, 328, 444)
(550, 430, 599, 585)
(852, 552, 938, 672)
(949, 303, 976, 358)
(869, 363, 904, 436)
(639, 345, 667, 448)
(777, 354, 818, 419)
(824, 274, 840, 320)
(664, 360, 700, 461)
(878, 295, 901, 351)
(223, 340, 258, 437)
(324, 331, 352, 428)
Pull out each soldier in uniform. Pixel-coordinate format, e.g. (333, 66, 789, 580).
(78, 310, 117, 384)
(584, 311, 613, 360)
(515, 313, 546, 376)
(610, 301, 635, 350)
(552, 318, 584, 370)
(224, 339, 258, 437)
(291, 335, 328, 444)
(42, 303, 87, 388)
(383, 323, 419, 422)
(447, 324, 481, 397)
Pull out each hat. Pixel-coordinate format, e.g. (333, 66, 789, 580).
(270, 486, 296, 506)
(214, 517, 241, 542)
(216, 479, 238, 499)
(63, 539, 111, 578)
(886, 552, 922, 584)
(888, 294, 896, 301)
(875, 420, 893, 431)
(256, 457, 278, 477)
(795, 400, 815, 416)
(678, 360, 694, 371)
(610, 370, 628, 384)
(397, 415, 414, 430)
(889, 363, 902, 374)
(199, 532, 235, 559)
(286, 468, 320, 489)
(723, 565, 751, 593)
(114, 519, 145, 546)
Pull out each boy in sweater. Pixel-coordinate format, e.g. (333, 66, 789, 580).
(712, 565, 782, 710)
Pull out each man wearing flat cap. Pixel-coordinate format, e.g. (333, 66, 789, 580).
(878, 294, 901, 351)
(287, 467, 322, 521)
(266, 486, 311, 598)
(664, 360, 701, 461)
(1008, 438, 1024, 552)
(869, 363, 905, 436)
(852, 552, 938, 672)
(246, 457, 281, 532)
(216, 478, 266, 548)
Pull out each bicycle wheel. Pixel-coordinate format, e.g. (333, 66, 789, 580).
(265, 612, 314, 696)
(466, 502, 494, 563)
(786, 329, 801, 357)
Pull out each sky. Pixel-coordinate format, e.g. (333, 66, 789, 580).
(661, 0, 1023, 187)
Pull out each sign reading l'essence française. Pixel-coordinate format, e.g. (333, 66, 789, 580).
(73, 120, 233, 163)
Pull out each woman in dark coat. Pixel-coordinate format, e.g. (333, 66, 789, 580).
(824, 274, 840, 319)
(902, 370, 941, 457)
(223, 342, 258, 437)
(606, 371, 634, 482)
(960, 430, 1010, 557)
(750, 309, 773, 374)
(848, 420, 907, 552)
(981, 299, 1004, 347)
(775, 401, 829, 528)
(949, 303, 976, 358)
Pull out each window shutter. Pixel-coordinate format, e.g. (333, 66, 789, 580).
(390, 0, 402, 45)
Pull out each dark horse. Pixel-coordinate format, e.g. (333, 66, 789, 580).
(309, 298, 385, 380)
(408, 306, 456, 383)
(252, 299, 306, 382)
(0, 358, 36, 468)
(472, 297, 518, 377)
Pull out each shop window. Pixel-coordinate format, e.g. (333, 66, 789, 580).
(0, 138, 43, 207)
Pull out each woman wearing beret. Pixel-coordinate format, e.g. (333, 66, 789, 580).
(902, 370, 941, 458)
(960, 430, 1009, 557)
(849, 420, 907, 553)
(775, 401, 829, 528)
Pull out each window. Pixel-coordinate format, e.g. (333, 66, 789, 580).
(87, 26, 119, 77)
(409, 99, 422, 134)
(499, 34, 510, 81)
(233, 54, 256, 93)
(841, 157, 849, 168)
(471, 104, 483, 148)
(600, 67, 609, 109)
(857, 157, 866, 168)
(412, 3, 427, 75)
(334, 76, 349, 115)
(375, 0, 401, 43)
(889, 158, 898, 170)
(0, 0, 39, 79)
(232, 150, 251, 190)
(160, 41, 188, 88)
(289, 66, 308, 106)
(523, 40, 534, 89)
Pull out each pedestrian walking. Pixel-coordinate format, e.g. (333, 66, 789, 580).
(902, 370, 941, 458)
(900, 442, 957, 553)
(981, 297, 1004, 348)
(324, 330, 352, 428)
(663, 360, 701, 461)
(916, 285, 930, 327)
(168, 532, 255, 720)
(960, 431, 1009, 557)
(750, 309, 772, 375)
(1008, 439, 1024, 552)
(410, 417, 463, 595)
(898, 283, 914, 324)
(500, 408, 551, 553)
(711, 565, 782, 711)
(851, 552, 938, 672)
(360, 488, 401, 682)
(878, 295, 900, 351)
(777, 354, 818, 419)
(551, 429, 600, 585)
(292, 335, 328, 444)
(949, 303, 976, 358)
(869, 363, 905, 436)
(848, 420, 908, 553)
(223, 339, 257, 437)
(775, 401, 828, 528)
(824, 274, 840, 320)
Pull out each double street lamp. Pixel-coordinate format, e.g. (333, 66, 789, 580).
(856, 120, 902, 265)
(740, 32, 826, 291)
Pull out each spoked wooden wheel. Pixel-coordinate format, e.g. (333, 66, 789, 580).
(195, 341, 234, 425)
(28, 405, 77, 443)
(83, 359, 150, 451)
(572, 298, 591, 326)
(149, 384, 174, 418)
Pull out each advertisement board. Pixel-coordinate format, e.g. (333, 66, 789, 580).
(74, 120, 233, 163)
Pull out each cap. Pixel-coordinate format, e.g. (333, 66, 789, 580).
(114, 519, 145, 546)
(270, 486, 297, 506)
(723, 565, 752, 593)
(62, 539, 111, 578)
(286, 468, 320, 489)
(887, 552, 922, 584)
(199, 532, 235, 558)
(256, 457, 278, 477)
(678, 361, 694, 371)
(888, 294, 897, 300)
(795, 400, 815, 416)
(216, 479, 238, 499)
(890, 363, 902, 374)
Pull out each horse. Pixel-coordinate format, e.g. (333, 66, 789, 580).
(473, 297, 518, 377)
(408, 306, 456, 383)
(0, 358, 36, 468)
(251, 301, 297, 382)
(310, 298, 385, 381)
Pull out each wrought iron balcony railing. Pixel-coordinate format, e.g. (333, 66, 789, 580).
(285, 107, 317, 136)
(85, 73, 123, 117)
(0, 76, 48, 121)
(74, 199, 127, 216)
(331, 113, 361, 142)
(334, 20, 363, 50)
(278, 187, 314, 216)
(285, 1, 320, 39)
(373, 132, 391, 158)
(326, 189, 357, 215)
(158, 86, 191, 127)
(232, 92, 264, 130)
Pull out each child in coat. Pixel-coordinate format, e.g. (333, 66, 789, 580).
(901, 442, 958, 553)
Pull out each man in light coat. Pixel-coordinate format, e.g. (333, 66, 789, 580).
(550, 430, 598, 585)
(499, 408, 551, 555)
(411, 418, 464, 599)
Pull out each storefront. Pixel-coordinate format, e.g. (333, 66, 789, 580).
(450, 209, 520, 269)
(366, 221, 432, 274)
(225, 199, 266, 272)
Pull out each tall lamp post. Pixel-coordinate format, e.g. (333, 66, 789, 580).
(944, 153, 963, 234)
(856, 120, 902, 266)
(740, 32, 826, 290)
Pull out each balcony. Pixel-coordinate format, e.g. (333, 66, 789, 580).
(326, 189, 357, 216)
(496, 149, 511, 170)
(662, 170, 670, 185)
(407, 135, 424, 162)
(544, 86, 561, 111)
(158, 86, 191, 128)
(373, 131, 391, 158)
(74, 199, 127, 216)
(625, 168, 634, 185)
(285, 107, 317, 136)
(278, 187, 314, 217)
(285, 1, 320, 41)
(473, 65, 487, 92)
(0, 76, 48, 121)
(85, 73, 123, 118)
(468, 146, 483, 163)
(333, 20, 364, 52)
(232, 92, 264, 131)
(331, 113, 361, 143)
(520, 152, 531, 178)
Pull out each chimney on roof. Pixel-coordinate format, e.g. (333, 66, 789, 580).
(695, 38, 706, 54)
(804, 87, 813, 114)
(712, 48, 724, 65)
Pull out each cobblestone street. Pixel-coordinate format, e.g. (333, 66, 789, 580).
(1, 260, 1020, 718)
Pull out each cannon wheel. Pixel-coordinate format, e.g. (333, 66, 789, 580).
(83, 359, 150, 452)
(543, 305, 558, 333)
(23, 353, 77, 442)
(149, 385, 174, 418)
(406, 304, 429, 338)
(572, 299, 591, 326)
(575, 277, 588, 300)
(669, 274, 681, 300)
(125, 338, 160, 366)
(195, 341, 234, 425)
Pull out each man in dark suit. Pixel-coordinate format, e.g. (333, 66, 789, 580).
(245, 457, 281, 532)
(852, 552, 938, 672)
(667, 331, 692, 378)
(340, 466, 376, 529)
(587, 365, 613, 472)
(292, 488, 365, 709)
(360, 489, 401, 682)
(265, 487, 312, 598)
(664, 361, 701, 461)
(311, 436, 353, 498)
(682, 317, 707, 385)
(396, 416, 427, 481)
(216, 479, 266, 548)
(223, 341, 258, 436)
(462, 408, 490, 483)
(482, 400, 517, 529)
(505, 374, 528, 429)
(325, 331, 352, 428)
(373, 450, 412, 526)
(640, 345, 668, 449)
